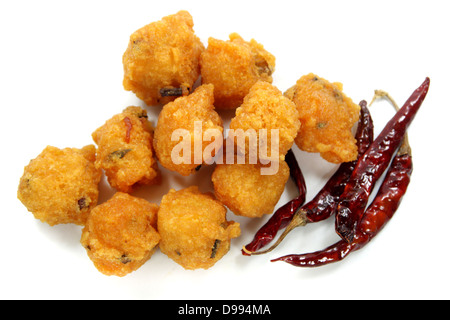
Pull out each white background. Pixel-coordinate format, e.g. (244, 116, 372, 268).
(1, 0, 449, 300)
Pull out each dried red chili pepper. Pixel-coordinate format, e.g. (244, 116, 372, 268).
(242, 149, 306, 255)
(271, 135, 413, 267)
(242, 100, 373, 255)
(335, 77, 429, 243)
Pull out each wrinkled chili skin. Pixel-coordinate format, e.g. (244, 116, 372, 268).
(335, 77, 429, 243)
(242, 149, 306, 255)
(304, 100, 373, 223)
(359, 153, 412, 237)
(285, 149, 307, 201)
(275, 148, 308, 230)
(271, 239, 355, 267)
(242, 198, 303, 255)
(272, 144, 413, 267)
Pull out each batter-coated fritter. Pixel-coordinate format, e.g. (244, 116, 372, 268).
(92, 106, 160, 193)
(153, 84, 223, 176)
(80, 192, 160, 277)
(229, 81, 300, 162)
(212, 160, 290, 218)
(123, 10, 205, 106)
(200, 33, 275, 109)
(157, 186, 241, 270)
(17, 145, 101, 226)
(284, 73, 360, 163)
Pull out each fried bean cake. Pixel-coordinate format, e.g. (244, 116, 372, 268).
(123, 11, 205, 106)
(157, 186, 240, 270)
(80, 192, 160, 277)
(200, 33, 275, 109)
(212, 160, 290, 218)
(284, 73, 360, 163)
(229, 81, 300, 162)
(153, 84, 223, 176)
(92, 106, 160, 193)
(17, 145, 101, 226)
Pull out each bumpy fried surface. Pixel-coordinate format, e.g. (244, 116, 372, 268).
(284, 73, 360, 163)
(158, 186, 240, 270)
(153, 84, 223, 176)
(17, 145, 101, 226)
(200, 33, 275, 109)
(123, 11, 205, 106)
(229, 81, 300, 162)
(212, 160, 290, 218)
(80, 192, 160, 277)
(92, 106, 160, 193)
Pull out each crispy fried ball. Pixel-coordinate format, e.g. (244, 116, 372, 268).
(158, 186, 240, 270)
(212, 160, 290, 218)
(92, 106, 160, 193)
(80, 192, 160, 277)
(200, 33, 275, 109)
(284, 73, 360, 163)
(17, 145, 101, 226)
(122, 10, 205, 106)
(153, 84, 223, 176)
(229, 81, 300, 162)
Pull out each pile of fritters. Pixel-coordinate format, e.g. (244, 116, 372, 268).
(17, 10, 361, 276)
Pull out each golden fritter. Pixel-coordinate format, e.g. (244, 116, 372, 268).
(92, 106, 160, 193)
(123, 10, 205, 106)
(284, 73, 360, 163)
(80, 192, 160, 277)
(17, 145, 101, 226)
(229, 81, 300, 162)
(153, 84, 223, 176)
(200, 33, 275, 109)
(157, 186, 241, 270)
(212, 160, 290, 218)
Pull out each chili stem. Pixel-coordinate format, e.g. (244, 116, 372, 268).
(370, 90, 411, 156)
(244, 208, 309, 255)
